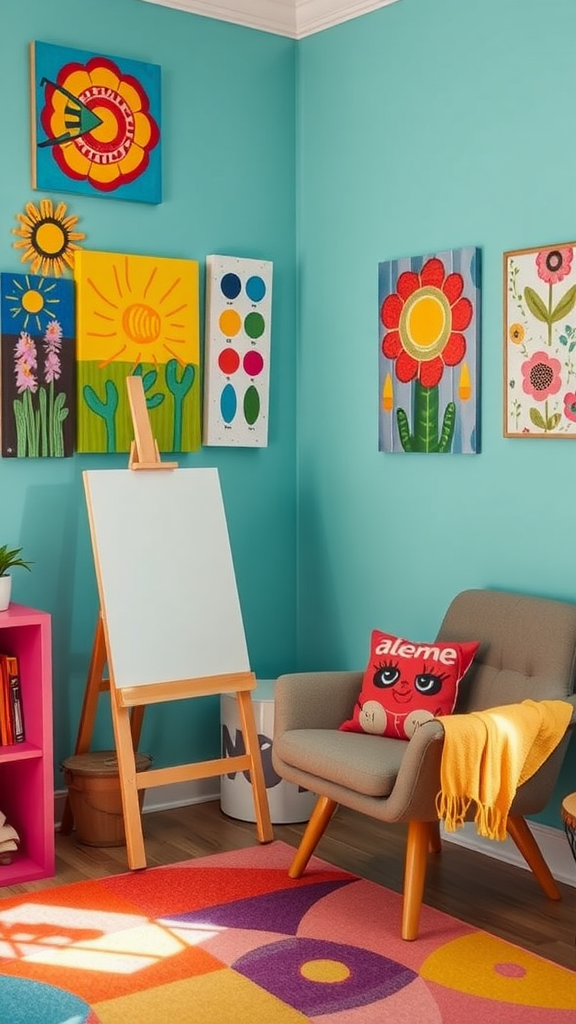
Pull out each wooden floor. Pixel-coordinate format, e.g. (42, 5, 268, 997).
(3, 799, 576, 970)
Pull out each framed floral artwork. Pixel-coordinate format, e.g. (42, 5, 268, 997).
(30, 41, 161, 204)
(504, 242, 576, 437)
(378, 246, 481, 454)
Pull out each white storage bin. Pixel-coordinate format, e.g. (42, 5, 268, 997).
(220, 679, 316, 824)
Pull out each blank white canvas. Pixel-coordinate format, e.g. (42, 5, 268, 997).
(83, 467, 250, 689)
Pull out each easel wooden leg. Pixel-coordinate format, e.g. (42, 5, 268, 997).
(61, 615, 146, 837)
(110, 687, 147, 870)
(130, 705, 145, 748)
(236, 690, 273, 842)
(60, 616, 108, 835)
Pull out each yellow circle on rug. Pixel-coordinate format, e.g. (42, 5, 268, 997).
(300, 958, 351, 983)
(420, 932, 576, 1009)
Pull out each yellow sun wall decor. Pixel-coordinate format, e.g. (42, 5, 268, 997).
(74, 249, 200, 454)
(12, 198, 85, 277)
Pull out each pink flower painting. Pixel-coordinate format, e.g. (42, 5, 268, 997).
(504, 241, 576, 437)
(0, 272, 75, 457)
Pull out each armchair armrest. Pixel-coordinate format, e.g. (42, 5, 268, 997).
(274, 671, 363, 734)
(385, 718, 446, 820)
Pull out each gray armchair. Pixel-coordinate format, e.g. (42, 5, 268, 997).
(272, 589, 576, 939)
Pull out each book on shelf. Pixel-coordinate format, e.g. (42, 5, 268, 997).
(6, 655, 24, 742)
(0, 655, 12, 745)
(0, 653, 25, 744)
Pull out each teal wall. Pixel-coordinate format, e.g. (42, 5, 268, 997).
(0, 0, 297, 780)
(296, 0, 576, 828)
(1, 0, 574, 833)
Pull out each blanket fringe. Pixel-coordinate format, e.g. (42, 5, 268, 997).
(474, 803, 507, 842)
(435, 795, 508, 841)
(436, 700, 573, 842)
(435, 793, 471, 832)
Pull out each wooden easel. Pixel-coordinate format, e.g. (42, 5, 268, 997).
(61, 376, 273, 867)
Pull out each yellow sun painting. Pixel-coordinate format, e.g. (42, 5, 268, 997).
(75, 249, 200, 454)
(12, 198, 85, 276)
(3, 274, 62, 332)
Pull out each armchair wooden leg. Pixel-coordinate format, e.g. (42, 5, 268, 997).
(506, 815, 561, 900)
(428, 820, 442, 854)
(402, 820, 430, 941)
(288, 795, 338, 879)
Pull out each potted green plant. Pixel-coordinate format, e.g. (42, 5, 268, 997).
(0, 546, 32, 611)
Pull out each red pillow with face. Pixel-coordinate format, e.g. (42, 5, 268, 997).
(340, 629, 479, 739)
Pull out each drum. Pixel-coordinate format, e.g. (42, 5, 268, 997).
(561, 792, 576, 864)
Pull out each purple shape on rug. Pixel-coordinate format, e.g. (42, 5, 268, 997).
(233, 936, 417, 1015)
(164, 878, 354, 934)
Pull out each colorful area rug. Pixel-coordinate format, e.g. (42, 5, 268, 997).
(0, 840, 574, 1023)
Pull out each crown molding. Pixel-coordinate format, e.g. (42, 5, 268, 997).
(295, 0, 401, 38)
(137, 0, 402, 39)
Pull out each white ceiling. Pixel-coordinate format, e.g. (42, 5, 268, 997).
(138, 0, 402, 39)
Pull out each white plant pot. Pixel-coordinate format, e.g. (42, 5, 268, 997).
(0, 575, 12, 611)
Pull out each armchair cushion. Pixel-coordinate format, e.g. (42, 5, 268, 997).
(276, 729, 407, 797)
(339, 628, 479, 739)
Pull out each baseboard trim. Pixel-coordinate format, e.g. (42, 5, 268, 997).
(54, 780, 220, 830)
(54, 784, 575, 889)
(441, 820, 576, 888)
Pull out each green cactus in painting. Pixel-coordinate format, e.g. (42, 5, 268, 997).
(83, 379, 119, 453)
(165, 359, 195, 452)
(50, 391, 69, 457)
(397, 382, 456, 453)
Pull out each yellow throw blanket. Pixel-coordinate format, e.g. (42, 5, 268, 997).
(435, 699, 573, 841)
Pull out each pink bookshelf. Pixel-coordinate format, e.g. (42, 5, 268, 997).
(0, 602, 54, 885)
